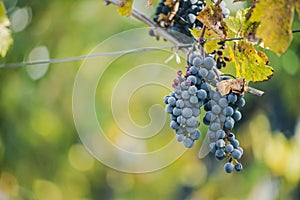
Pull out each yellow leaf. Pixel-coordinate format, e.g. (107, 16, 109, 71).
(232, 41, 274, 82)
(204, 29, 220, 53)
(117, 0, 133, 16)
(189, 28, 201, 39)
(249, 0, 294, 56)
(0, 1, 13, 57)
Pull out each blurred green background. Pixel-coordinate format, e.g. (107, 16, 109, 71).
(1, 0, 300, 199)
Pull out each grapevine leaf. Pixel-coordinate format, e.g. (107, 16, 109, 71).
(230, 41, 274, 82)
(249, 0, 294, 56)
(224, 8, 258, 42)
(117, 0, 133, 16)
(204, 29, 220, 53)
(189, 28, 201, 39)
(295, 0, 300, 19)
(0, 1, 13, 57)
(146, 0, 154, 7)
(196, 5, 227, 39)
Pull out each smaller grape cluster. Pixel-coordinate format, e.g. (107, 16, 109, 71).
(153, 0, 205, 37)
(152, 0, 231, 39)
(164, 70, 202, 148)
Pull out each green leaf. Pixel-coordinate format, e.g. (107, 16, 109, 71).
(249, 0, 294, 56)
(117, 0, 133, 16)
(0, 1, 13, 57)
(229, 41, 274, 82)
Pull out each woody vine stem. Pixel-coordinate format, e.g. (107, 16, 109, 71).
(105, 0, 264, 96)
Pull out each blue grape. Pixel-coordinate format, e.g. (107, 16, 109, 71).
(177, 115, 186, 124)
(188, 86, 197, 95)
(212, 104, 222, 114)
(218, 98, 228, 108)
(224, 106, 234, 116)
(167, 96, 176, 105)
(227, 93, 237, 103)
(215, 149, 226, 160)
(215, 139, 225, 148)
(192, 56, 203, 67)
(184, 137, 195, 148)
(217, 129, 226, 139)
(191, 130, 201, 140)
(190, 96, 198, 104)
(187, 75, 197, 85)
(176, 134, 185, 142)
(182, 90, 190, 100)
(236, 97, 246, 107)
(203, 57, 215, 70)
(210, 122, 221, 131)
(170, 120, 179, 130)
(225, 144, 234, 153)
(224, 117, 235, 130)
(196, 89, 207, 100)
(172, 107, 182, 116)
(224, 162, 234, 173)
(176, 100, 185, 108)
(209, 142, 217, 153)
(165, 104, 173, 114)
(182, 107, 193, 118)
(233, 110, 242, 121)
(235, 163, 243, 171)
(230, 139, 240, 148)
(189, 66, 198, 75)
(231, 149, 242, 159)
(186, 117, 198, 127)
(198, 68, 208, 77)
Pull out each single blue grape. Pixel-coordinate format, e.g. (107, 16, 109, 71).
(184, 137, 195, 148)
(206, 70, 216, 80)
(176, 100, 185, 108)
(170, 120, 180, 130)
(224, 117, 235, 130)
(188, 13, 196, 23)
(215, 149, 226, 160)
(192, 56, 203, 67)
(217, 129, 226, 139)
(182, 90, 190, 100)
(198, 68, 208, 77)
(210, 122, 221, 131)
(167, 96, 176, 105)
(203, 57, 216, 70)
(236, 97, 246, 107)
(224, 106, 234, 116)
(215, 139, 225, 148)
(172, 107, 182, 116)
(235, 163, 243, 171)
(186, 116, 198, 127)
(204, 101, 212, 111)
(196, 89, 207, 100)
(227, 93, 237, 103)
(164, 95, 170, 104)
(230, 139, 240, 148)
(165, 104, 173, 114)
(191, 130, 201, 140)
(200, 82, 211, 92)
(187, 75, 197, 85)
(182, 107, 193, 118)
(189, 66, 198, 75)
(190, 96, 198, 104)
(177, 115, 186, 124)
(176, 134, 185, 142)
(212, 104, 222, 115)
(231, 149, 242, 159)
(218, 98, 228, 108)
(192, 107, 201, 117)
(237, 146, 243, 154)
(233, 110, 242, 121)
(225, 144, 234, 153)
(224, 162, 234, 173)
(188, 86, 197, 95)
(209, 142, 217, 153)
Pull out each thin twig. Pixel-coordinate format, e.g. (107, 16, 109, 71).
(105, 0, 189, 54)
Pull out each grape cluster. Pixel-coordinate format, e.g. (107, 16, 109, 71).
(153, 0, 231, 38)
(154, 0, 205, 37)
(164, 51, 246, 173)
(207, 90, 245, 173)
